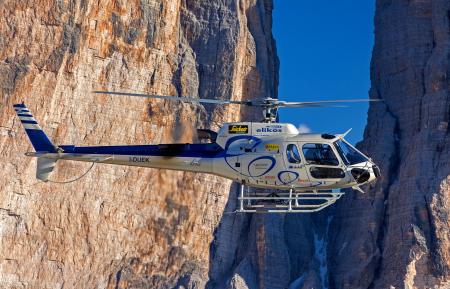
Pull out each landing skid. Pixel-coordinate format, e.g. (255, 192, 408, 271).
(236, 184, 344, 213)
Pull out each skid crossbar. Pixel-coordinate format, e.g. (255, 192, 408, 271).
(236, 185, 344, 213)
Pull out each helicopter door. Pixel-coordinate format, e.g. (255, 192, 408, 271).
(239, 141, 280, 186)
(280, 143, 310, 186)
(300, 143, 346, 183)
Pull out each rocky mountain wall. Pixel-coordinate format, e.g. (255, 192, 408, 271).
(327, 1, 450, 288)
(208, 1, 450, 288)
(2, 1, 450, 289)
(0, 1, 278, 288)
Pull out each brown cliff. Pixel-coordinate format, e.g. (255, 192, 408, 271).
(2, 1, 450, 289)
(0, 0, 277, 288)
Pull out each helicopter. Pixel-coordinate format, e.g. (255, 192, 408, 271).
(13, 93, 381, 213)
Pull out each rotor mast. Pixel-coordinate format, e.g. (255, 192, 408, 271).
(262, 107, 276, 123)
(260, 97, 278, 123)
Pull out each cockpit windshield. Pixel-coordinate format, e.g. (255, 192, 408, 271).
(333, 139, 368, 165)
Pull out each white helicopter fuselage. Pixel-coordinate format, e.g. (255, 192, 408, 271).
(14, 103, 381, 212)
(30, 122, 379, 192)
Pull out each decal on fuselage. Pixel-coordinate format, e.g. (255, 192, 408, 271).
(228, 125, 249, 134)
(247, 156, 276, 177)
(256, 125, 283, 133)
(129, 156, 150, 163)
(265, 144, 280, 151)
(264, 175, 276, 179)
(278, 170, 299, 185)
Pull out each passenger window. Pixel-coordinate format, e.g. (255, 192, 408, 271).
(310, 167, 345, 179)
(286, 144, 302, 164)
(302, 143, 339, 166)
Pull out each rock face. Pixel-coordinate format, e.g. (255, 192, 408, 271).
(210, 0, 450, 288)
(1, 0, 450, 289)
(0, 0, 277, 288)
(326, 1, 450, 288)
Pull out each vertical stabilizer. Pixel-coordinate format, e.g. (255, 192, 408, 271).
(13, 103, 57, 153)
(36, 157, 57, 182)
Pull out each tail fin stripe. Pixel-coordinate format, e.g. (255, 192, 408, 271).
(19, 117, 36, 121)
(24, 124, 41, 130)
(21, 120, 39, 124)
(20, 117, 36, 121)
(14, 103, 57, 152)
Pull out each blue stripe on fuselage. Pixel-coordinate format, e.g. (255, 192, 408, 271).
(59, 143, 225, 158)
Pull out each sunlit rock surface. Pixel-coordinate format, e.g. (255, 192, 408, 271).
(1, 0, 450, 289)
(0, 0, 277, 288)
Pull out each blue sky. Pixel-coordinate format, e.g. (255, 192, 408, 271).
(273, 0, 375, 144)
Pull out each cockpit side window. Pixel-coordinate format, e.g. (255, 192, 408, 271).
(333, 139, 368, 165)
(286, 144, 302, 164)
(302, 143, 339, 166)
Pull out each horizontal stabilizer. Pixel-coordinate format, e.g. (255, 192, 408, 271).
(58, 154, 113, 162)
(25, 152, 113, 163)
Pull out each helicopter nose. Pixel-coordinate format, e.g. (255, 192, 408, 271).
(351, 163, 380, 184)
(351, 168, 371, 184)
(373, 165, 381, 179)
(366, 163, 380, 184)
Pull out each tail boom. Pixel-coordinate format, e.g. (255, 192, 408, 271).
(25, 152, 213, 174)
(15, 104, 221, 179)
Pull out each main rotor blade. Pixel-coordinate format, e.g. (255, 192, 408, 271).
(280, 99, 383, 108)
(93, 91, 252, 105)
(279, 104, 349, 108)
